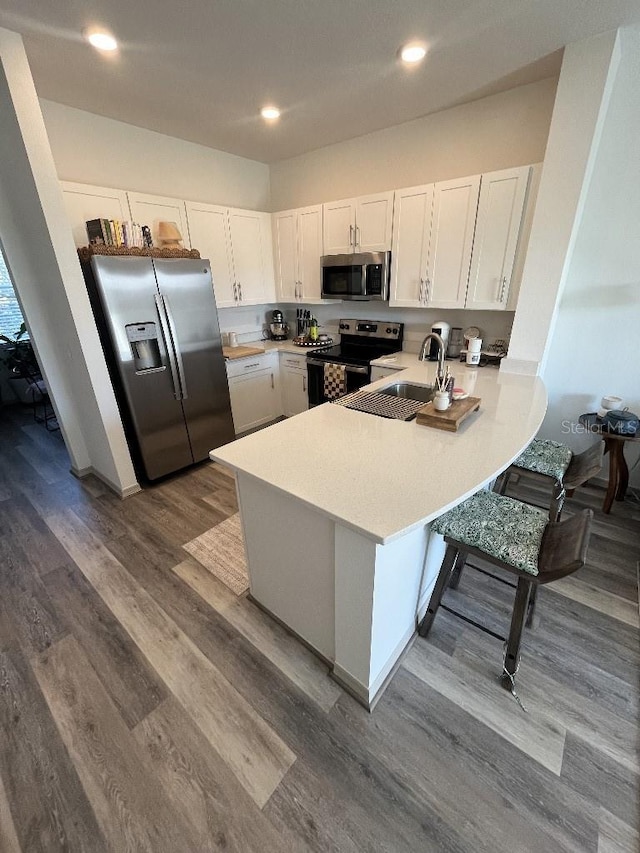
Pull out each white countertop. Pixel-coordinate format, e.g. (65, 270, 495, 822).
(211, 361, 546, 544)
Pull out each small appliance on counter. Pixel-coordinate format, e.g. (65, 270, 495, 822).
(428, 321, 451, 361)
(268, 309, 289, 341)
(448, 327, 464, 359)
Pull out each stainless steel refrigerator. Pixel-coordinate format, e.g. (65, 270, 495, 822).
(85, 255, 234, 481)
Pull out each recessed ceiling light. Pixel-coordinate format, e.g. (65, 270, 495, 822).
(261, 106, 281, 121)
(84, 29, 118, 52)
(400, 43, 426, 64)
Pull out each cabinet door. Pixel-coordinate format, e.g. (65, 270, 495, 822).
(60, 181, 131, 248)
(466, 166, 531, 310)
(127, 192, 190, 249)
(389, 185, 432, 307)
(228, 370, 280, 434)
(297, 205, 323, 300)
(355, 192, 394, 252)
(185, 202, 236, 307)
(273, 210, 298, 302)
(228, 209, 270, 304)
(281, 367, 309, 417)
(323, 198, 356, 254)
(424, 176, 480, 309)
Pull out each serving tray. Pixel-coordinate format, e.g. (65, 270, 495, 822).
(223, 345, 265, 360)
(415, 396, 481, 431)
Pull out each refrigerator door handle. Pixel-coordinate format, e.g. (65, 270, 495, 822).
(161, 294, 189, 400)
(154, 294, 183, 400)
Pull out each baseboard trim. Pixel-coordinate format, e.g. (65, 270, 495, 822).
(70, 465, 141, 500)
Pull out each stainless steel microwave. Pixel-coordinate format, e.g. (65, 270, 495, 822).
(321, 251, 390, 301)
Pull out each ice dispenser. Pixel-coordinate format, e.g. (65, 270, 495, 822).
(126, 323, 162, 372)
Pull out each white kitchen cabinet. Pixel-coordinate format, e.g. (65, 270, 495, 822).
(127, 192, 190, 249)
(323, 191, 393, 255)
(228, 209, 275, 304)
(280, 352, 309, 416)
(273, 205, 323, 302)
(389, 184, 433, 307)
(60, 181, 131, 248)
(226, 353, 281, 434)
(425, 175, 481, 309)
(465, 166, 531, 310)
(184, 202, 235, 306)
(185, 203, 275, 307)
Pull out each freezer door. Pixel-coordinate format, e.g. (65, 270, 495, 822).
(90, 256, 193, 479)
(152, 259, 235, 461)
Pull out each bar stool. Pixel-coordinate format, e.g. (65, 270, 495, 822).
(449, 439, 603, 625)
(418, 490, 593, 698)
(495, 438, 604, 522)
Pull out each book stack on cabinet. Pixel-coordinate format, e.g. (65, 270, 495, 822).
(86, 218, 152, 249)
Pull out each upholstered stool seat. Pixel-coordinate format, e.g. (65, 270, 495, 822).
(419, 490, 593, 694)
(496, 438, 604, 522)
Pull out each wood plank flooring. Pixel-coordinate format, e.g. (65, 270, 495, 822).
(0, 405, 638, 852)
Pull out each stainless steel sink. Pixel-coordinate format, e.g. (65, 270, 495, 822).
(380, 382, 435, 404)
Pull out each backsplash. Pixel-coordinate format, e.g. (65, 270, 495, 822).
(218, 302, 515, 352)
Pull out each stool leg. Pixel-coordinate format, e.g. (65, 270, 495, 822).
(549, 481, 565, 523)
(418, 545, 458, 637)
(501, 578, 532, 687)
(448, 549, 467, 590)
(525, 584, 539, 628)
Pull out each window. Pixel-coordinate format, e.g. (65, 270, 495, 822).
(0, 251, 26, 338)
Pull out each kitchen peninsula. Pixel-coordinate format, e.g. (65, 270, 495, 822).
(211, 360, 546, 708)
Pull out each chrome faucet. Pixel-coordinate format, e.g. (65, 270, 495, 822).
(419, 332, 446, 384)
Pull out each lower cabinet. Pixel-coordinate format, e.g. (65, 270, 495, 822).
(280, 352, 309, 416)
(226, 354, 281, 434)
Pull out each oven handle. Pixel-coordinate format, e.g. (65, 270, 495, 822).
(307, 359, 369, 374)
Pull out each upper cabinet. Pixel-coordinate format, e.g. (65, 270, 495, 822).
(61, 182, 131, 248)
(273, 205, 323, 301)
(127, 192, 190, 249)
(425, 175, 481, 309)
(184, 202, 275, 307)
(389, 184, 433, 308)
(390, 176, 480, 309)
(184, 202, 235, 306)
(465, 166, 531, 311)
(323, 191, 393, 255)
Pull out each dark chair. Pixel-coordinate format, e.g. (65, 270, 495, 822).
(495, 438, 604, 522)
(418, 490, 593, 694)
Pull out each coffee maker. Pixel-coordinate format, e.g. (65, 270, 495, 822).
(269, 309, 289, 341)
(428, 320, 451, 360)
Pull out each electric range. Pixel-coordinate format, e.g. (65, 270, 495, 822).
(306, 319, 403, 406)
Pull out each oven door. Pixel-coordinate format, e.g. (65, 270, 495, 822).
(307, 359, 370, 406)
(321, 256, 366, 300)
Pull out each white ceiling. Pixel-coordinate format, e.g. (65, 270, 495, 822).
(1, 1, 639, 164)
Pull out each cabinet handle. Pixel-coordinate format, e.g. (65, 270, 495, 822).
(271, 372, 275, 389)
(349, 224, 354, 248)
(303, 375, 307, 392)
(424, 277, 431, 304)
(238, 282, 243, 301)
(233, 282, 237, 301)
(419, 278, 424, 303)
(355, 225, 360, 247)
(499, 276, 507, 302)
(244, 362, 261, 369)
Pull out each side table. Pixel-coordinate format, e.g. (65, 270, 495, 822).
(578, 413, 640, 514)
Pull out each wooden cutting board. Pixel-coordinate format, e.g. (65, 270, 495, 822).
(223, 345, 265, 360)
(415, 396, 481, 431)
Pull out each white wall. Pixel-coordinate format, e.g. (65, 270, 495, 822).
(0, 28, 138, 495)
(270, 78, 557, 211)
(539, 26, 640, 487)
(40, 100, 271, 211)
